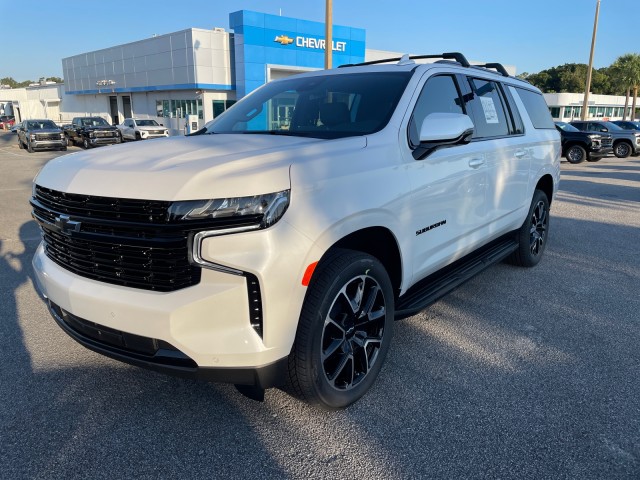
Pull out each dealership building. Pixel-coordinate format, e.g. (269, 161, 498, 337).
(1, 9, 637, 133)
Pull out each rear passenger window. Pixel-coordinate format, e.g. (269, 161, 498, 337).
(514, 87, 555, 129)
(408, 75, 464, 148)
(464, 78, 510, 138)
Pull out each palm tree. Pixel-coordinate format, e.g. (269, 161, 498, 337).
(612, 54, 640, 120)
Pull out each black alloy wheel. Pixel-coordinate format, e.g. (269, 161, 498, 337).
(566, 145, 586, 164)
(287, 249, 394, 409)
(529, 197, 548, 258)
(321, 274, 387, 391)
(82, 137, 91, 149)
(508, 189, 550, 267)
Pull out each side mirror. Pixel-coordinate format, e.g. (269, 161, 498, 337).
(413, 113, 475, 160)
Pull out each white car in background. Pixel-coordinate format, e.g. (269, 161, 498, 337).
(117, 118, 169, 140)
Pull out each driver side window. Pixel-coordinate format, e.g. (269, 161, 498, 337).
(408, 75, 464, 148)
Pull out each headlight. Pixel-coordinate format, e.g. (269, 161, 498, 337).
(89, 131, 96, 138)
(59, 132, 65, 139)
(168, 190, 290, 229)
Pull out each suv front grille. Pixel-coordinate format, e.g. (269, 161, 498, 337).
(602, 138, 613, 147)
(36, 133, 62, 141)
(32, 186, 200, 292)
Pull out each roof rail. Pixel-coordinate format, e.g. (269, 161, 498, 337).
(338, 52, 471, 68)
(473, 62, 510, 77)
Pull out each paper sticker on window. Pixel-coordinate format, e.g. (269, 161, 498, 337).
(480, 97, 499, 124)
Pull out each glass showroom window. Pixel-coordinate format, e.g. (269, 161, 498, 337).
(213, 100, 237, 118)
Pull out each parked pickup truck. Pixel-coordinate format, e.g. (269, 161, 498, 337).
(63, 117, 121, 149)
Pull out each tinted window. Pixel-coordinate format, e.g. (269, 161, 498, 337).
(514, 88, 555, 129)
(465, 78, 509, 138)
(208, 72, 413, 139)
(408, 75, 464, 147)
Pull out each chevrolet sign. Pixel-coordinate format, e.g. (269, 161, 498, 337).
(274, 35, 347, 52)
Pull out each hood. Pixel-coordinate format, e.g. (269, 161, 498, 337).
(35, 134, 365, 201)
(138, 125, 167, 131)
(31, 128, 61, 134)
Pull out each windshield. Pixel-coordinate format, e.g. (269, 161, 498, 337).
(602, 121, 623, 131)
(136, 120, 159, 126)
(206, 72, 413, 139)
(555, 122, 580, 133)
(27, 120, 58, 130)
(83, 117, 109, 127)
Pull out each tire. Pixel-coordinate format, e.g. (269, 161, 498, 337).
(508, 189, 550, 268)
(27, 140, 34, 153)
(135, 132, 141, 141)
(60, 146, 67, 151)
(82, 137, 91, 149)
(66, 135, 73, 146)
(613, 141, 632, 158)
(565, 145, 586, 164)
(286, 249, 394, 410)
(18, 137, 24, 149)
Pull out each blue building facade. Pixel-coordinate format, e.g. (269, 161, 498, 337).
(229, 10, 366, 97)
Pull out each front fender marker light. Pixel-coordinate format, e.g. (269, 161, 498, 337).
(302, 261, 318, 286)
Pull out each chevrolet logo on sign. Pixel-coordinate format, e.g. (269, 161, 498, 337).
(274, 35, 294, 45)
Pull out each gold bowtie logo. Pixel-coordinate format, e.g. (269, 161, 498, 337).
(274, 35, 294, 45)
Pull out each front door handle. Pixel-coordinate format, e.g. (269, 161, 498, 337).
(515, 150, 526, 158)
(468, 158, 485, 168)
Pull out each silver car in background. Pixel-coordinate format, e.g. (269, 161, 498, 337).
(17, 119, 67, 153)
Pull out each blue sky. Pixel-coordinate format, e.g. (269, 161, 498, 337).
(1, 0, 636, 81)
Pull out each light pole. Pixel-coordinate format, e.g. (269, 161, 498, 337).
(580, 0, 601, 121)
(325, 0, 333, 69)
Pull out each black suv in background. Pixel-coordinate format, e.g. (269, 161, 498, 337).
(570, 120, 640, 158)
(555, 121, 612, 163)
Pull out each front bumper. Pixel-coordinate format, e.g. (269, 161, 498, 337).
(89, 136, 121, 146)
(140, 130, 169, 139)
(31, 218, 317, 386)
(45, 299, 287, 387)
(32, 140, 66, 150)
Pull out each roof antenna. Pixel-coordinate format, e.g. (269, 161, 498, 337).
(397, 54, 415, 66)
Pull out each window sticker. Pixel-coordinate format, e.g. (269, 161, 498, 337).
(480, 97, 499, 124)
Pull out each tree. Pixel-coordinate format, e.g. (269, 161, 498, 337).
(611, 54, 640, 120)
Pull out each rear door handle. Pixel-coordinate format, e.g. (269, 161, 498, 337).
(515, 150, 526, 158)
(468, 158, 485, 168)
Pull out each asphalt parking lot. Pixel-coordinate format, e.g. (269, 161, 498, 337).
(0, 130, 638, 479)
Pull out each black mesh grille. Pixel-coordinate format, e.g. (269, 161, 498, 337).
(36, 133, 62, 141)
(32, 186, 200, 292)
(34, 185, 172, 223)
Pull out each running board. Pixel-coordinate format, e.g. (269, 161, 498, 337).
(395, 236, 518, 319)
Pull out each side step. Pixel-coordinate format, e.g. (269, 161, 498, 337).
(395, 236, 518, 319)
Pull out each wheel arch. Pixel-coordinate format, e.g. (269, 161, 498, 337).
(535, 174, 555, 206)
(323, 226, 403, 299)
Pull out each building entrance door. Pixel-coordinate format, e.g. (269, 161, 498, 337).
(109, 96, 118, 125)
(123, 96, 132, 119)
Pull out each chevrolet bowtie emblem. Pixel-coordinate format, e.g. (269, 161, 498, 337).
(274, 35, 294, 45)
(55, 214, 82, 234)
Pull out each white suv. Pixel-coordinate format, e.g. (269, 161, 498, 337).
(117, 118, 169, 140)
(31, 53, 560, 409)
